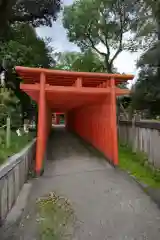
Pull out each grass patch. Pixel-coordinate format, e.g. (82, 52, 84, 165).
(119, 144, 160, 188)
(0, 131, 34, 164)
(36, 192, 75, 240)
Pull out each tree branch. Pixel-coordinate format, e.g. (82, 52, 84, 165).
(97, 32, 110, 59)
(105, 36, 110, 57)
(86, 23, 107, 57)
(110, 42, 122, 66)
(85, 21, 113, 72)
(110, 0, 124, 66)
(99, 9, 110, 57)
(87, 34, 107, 57)
(97, 34, 106, 47)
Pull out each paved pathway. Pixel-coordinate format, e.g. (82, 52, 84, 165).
(4, 127, 160, 239)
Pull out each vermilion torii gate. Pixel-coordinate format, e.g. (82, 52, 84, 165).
(55, 112, 64, 125)
(16, 66, 133, 175)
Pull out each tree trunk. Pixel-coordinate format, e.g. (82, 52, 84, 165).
(105, 62, 113, 73)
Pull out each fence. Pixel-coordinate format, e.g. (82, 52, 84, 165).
(118, 120, 160, 168)
(0, 139, 36, 225)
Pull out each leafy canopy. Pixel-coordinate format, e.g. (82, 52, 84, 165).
(0, 23, 54, 125)
(131, 66, 160, 117)
(63, 0, 141, 72)
(129, 0, 160, 118)
(55, 49, 105, 72)
(0, 23, 54, 68)
(0, 0, 61, 27)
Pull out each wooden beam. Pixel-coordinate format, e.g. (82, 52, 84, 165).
(16, 66, 134, 81)
(20, 83, 40, 90)
(115, 87, 130, 96)
(45, 85, 110, 95)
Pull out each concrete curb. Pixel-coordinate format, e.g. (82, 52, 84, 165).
(1, 183, 32, 238)
(118, 168, 160, 208)
(131, 176, 160, 208)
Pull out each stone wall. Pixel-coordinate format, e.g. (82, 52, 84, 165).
(0, 139, 36, 225)
(118, 120, 160, 168)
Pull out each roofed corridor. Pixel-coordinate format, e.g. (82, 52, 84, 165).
(15, 66, 134, 174)
(8, 126, 160, 240)
(9, 66, 160, 239)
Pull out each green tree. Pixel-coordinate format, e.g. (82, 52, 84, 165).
(131, 67, 160, 118)
(0, 23, 54, 126)
(136, 0, 160, 67)
(130, 0, 160, 118)
(0, 23, 54, 68)
(134, 0, 160, 40)
(0, 0, 61, 37)
(63, 0, 141, 73)
(55, 49, 105, 72)
(0, 88, 21, 127)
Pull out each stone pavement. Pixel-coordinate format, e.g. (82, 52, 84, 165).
(2, 126, 160, 239)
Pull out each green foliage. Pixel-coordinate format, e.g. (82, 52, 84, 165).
(37, 193, 74, 240)
(131, 0, 160, 117)
(55, 49, 105, 72)
(0, 129, 6, 146)
(0, 88, 20, 126)
(0, 131, 34, 164)
(131, 1, 157, 48)
(119, 144, 160, 188)
(135, 0, 160, 36)
(129, 0, 160, 117)
(0, 0, 61, 37)
(0, 23, 55, 124)
(0, 23, 54, 68)
(63, 0, 141, 72)
(131, 67, 160, 117)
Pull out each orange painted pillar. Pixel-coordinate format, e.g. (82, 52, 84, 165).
(110, 78, 118, 165)
(75, 77, 82, 87)
(56, 115, 60, 124)
(36, 72, 46, 175)
(46, 105, 51, 138)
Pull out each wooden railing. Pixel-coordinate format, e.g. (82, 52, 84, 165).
(0, 139, 36, 225)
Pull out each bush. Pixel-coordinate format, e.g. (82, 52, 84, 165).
(0, 131, 34, 164)
(0, 129, 5, 145)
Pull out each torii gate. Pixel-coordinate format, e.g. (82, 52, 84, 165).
(55, 112, 64, 125)
(16, 66, 133, 175)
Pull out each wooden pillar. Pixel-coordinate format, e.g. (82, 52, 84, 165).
(56, 114, 60, 124)
(36, 72, 46, 175)
(110, 78, 118, 165)
(75, 77, 82, 88)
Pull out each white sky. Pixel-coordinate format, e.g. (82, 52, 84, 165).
(36, 0, 142, 81)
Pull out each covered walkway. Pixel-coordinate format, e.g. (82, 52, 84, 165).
(16, 66, 134, 174)
(8, 126, 160, 240)
(8, 66, 159, 240)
